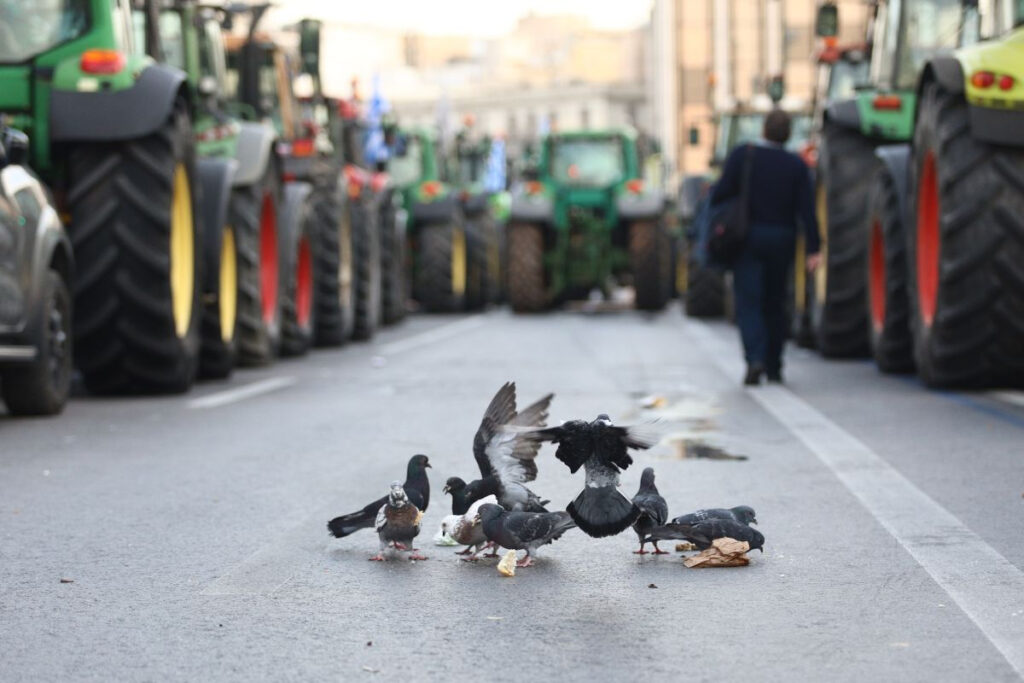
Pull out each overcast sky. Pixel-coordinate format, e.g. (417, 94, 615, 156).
(271, 0, 654, 35)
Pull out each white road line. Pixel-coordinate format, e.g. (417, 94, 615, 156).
(687, 321, 1024, 677)
(187, 376, 297, 410)
(375, 315, 486, 356)
(990, 391, 1024, 409)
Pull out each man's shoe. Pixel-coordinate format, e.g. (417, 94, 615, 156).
(766, 368, 783, 383)
(744, 364, 764, 386)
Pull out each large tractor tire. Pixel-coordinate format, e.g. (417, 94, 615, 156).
(1, 270, 72, 415)
(199, 222, 239, 380)
(413, 219, 468, 313)
(907, 82, 1024, 388)
(311, 186, 355, 346)
(631, 220, 671, 311)
(813, 120, 877, 357)
(865, 166, 915, 373)
(67, 106, 202, 394)
(351, 199, 381, 340)
(232, 167, 282, 366)
(280, 192, 316, 357)
(506, 223, 546, 313)
(685, 263, 726, 318)
(465, 216, 488, 311)
(379, 194, 407, 325)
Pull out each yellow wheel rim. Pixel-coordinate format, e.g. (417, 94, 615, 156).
(219, 225, 238, 343)
(338, 210, 353, 304)
(814, 181, 829, 303)
(170, 164, 195, 338)
(451, 226, 466, 297)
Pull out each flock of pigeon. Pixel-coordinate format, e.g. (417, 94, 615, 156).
(327, 382, 765, 567)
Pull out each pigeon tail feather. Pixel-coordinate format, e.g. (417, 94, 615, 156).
(566, 485, 641, 538)
(327, 508, 376, 538)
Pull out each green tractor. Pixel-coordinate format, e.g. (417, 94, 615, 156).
(506, 128, 672, 312)
(0, 0, 208, 393)
(449, 129, 506, 309)
(858, 0, 1024, 386)
(389, 127, 468, 313)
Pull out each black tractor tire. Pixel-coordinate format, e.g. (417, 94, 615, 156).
(67, 106, 202, 394)
(232, 166, 282, 366)
(351, 199, 381, 340)
(865, 166, 915, 374)
(413, 220, 468, 313)
(813, 119, 877, 357)
(685, 263, 726, 318)
(199, 222, 239, 380)
(311, 186, 355, 346)
(906, 81, 1024, 388)
(2, 270, 72, 415)
(280, 197, 316, 357)
(506, 223, 546, 313)
(379, 194, 407, 324)
(464, 216, 488, 311)
(631, 220, 671, 311)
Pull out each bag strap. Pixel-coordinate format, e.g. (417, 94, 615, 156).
(738, 144, 755, 218)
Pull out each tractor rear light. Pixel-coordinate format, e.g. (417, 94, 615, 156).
(291, 138, 315, 157)
(525, 181, 544, 195)
(80, 49, 126, 75)
(625, 179, 644, 194)
(420, 181, 442, 199)
(872, 94, 902, 111)
(998, 75, 1015, 91)
(971, 71, 996, 88)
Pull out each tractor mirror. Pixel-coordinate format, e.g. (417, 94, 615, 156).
(688, 126, 700, 146)
(815, 3, 839, 38)
(299, 19, 321, 79)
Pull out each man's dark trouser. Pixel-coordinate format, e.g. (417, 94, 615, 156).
(733, 224, 795, 373)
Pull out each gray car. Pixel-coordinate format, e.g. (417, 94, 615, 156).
(0, 127, 74, 416)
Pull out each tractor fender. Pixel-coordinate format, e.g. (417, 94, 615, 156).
(410, 194, 459, 226)
(617, 190, 665, 221)
(278, 181, 315, 273)
(922, 57, 965, 96)
(823, 98, 861, 130)
(232, 122, 278, 188)
(196, 157, 237, 296)
(50, 64, 186, 142)
(873, 144, 911, 230)
(509, 195, 553, 224)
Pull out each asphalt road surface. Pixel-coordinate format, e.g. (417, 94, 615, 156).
(2, 307, 1023, 682)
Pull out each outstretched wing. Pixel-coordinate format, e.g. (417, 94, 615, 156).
(485, 430, 540, 485)
(520, 420, 592, 473)
(472, 382, 518, 478)
(593, 422, 658, 472)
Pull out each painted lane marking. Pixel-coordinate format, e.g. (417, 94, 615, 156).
(687, 321, 1024, 677)
(375, 315, 486, 356)
(187, 376, 297, 410)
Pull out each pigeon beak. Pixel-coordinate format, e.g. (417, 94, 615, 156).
(758, 547, 764, 553)
(751, 519, 758, 525)
(425, 462, 432, 468)
(442, 485, 450, 494)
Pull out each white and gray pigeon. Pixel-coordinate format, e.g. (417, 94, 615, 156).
(440, 498, 496, 560)
(519, 414, 658, 538)
(631, 467, 669, 555)
(447, 382, 554, 515)
(478, 503, 576, 567)
(370, 482, 426, 562)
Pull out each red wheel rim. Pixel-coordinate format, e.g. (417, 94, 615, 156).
(916, 152, 940, 326)
(295, 235, 313, 327)
(869, 218, 886, 331)
(259, 192, 278, 324)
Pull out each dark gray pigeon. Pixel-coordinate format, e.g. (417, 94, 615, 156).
(519, 414, 657, 538)
(478, 503, 576, 567)
(327, 455, 431, 538)
(631, 467, 669, 554)
(644, 518, 764, 552)
(370, 482, 426, 561)
(668, 505, 757, 527)
(447, 382, 553, 515)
